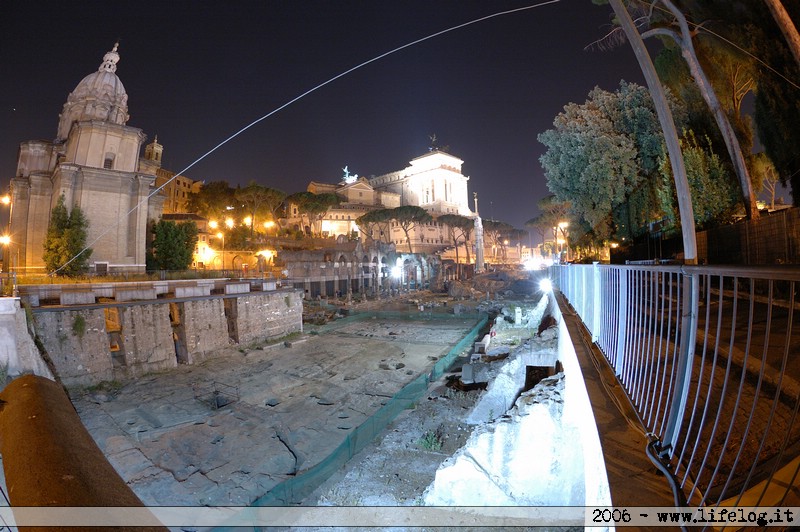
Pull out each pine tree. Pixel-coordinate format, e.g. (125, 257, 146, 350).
(42, 195, 92, 276)
(150, 220, 199, 271)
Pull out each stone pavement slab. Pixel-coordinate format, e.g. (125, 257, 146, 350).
(72, 314, 480, 506)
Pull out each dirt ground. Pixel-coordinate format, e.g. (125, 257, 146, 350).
(303, 362, 484, 509)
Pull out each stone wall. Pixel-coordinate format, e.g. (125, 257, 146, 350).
(0, 298, 52, 381)
(181, 297, 231, 365)
(34, 308, 114, 385)
(234, 291, 303, 346)
(27, 289, 303, 388)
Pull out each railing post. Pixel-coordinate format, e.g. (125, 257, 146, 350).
(614, 268, 628, 376)
(592, 262, 601, 342)
(663, 270, 699, 455)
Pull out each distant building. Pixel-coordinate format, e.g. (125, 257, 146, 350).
(8, 44, 164, 274)
(141, 137, 202, 215)
(287, 149, 476, 254)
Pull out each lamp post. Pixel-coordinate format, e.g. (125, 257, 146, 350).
(216, 232, 225, 272)
(1, 234, 15, 297)
(558, 222, 569, 262)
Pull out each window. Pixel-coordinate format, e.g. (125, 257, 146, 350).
(103, 156, 114, 169)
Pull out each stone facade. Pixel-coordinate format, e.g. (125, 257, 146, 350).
(8, 44, 163, 274)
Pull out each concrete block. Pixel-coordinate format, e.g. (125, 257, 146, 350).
(22, 294, 39, 307)
(461, 363, 474, 384)
(91, 284, 114, 299)
(153, 281, 169, 295)
(224, 283, 250, 295)
(474, 334, 491, 354)
(115, 288, 157, 302)
(175, 285, 211, 298)
(60, 291, 96, 306)
(251, 280, 277, 291)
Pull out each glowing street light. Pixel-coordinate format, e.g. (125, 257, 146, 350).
(1, 234, 16, 297)
(209, 220, 219, 230)
(216, 231, 225, 271)
(225, 218, 234, 230)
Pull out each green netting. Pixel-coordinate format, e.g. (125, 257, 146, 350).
(216, 311, 487, 531)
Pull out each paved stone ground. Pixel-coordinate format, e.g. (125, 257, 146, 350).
(71, 309, 482, 506)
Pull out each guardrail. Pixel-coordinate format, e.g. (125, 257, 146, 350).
(552, 263, 800, 507)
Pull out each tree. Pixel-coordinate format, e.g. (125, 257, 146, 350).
(43, 195, 92, 276)
(657, 130, 741, 230)
(438, 213, 474, 279)
(356, 209, 394, 243)
(234, 182, 286, 240)
(186, 181, 236, 221)
(286, 192, 340, 236)
(526, 195, 571, 247)
(388, 206, 432, 253)
(150, 220, 198, 271)
(751, 152, 781, 210)
(539, 81, 674, 242)
(482, 219, 516, 260)
(764, 0, 800, 70)
(621, 0, 760, 219)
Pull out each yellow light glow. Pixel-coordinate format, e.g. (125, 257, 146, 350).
(209, 220, 218, 229)
(216, 232, 223, 239)
(263, 221, 275, 229)
(1, 195, 10, 206)
(243, 216, 252, 226)
(255, 249, 276, 261)
(225, 218, 234, 229)
(200, 245, 216, 263)
(0, 235, 10, 246)
(558, 221, 569, 229)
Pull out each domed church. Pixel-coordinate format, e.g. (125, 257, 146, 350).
(8, 43, 163, 274)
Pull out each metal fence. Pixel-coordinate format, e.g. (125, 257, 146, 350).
(553, 263, 800, 506)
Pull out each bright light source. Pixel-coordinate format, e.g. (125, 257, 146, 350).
(1, 195, 10, 205)
(539, 278, 553, 293)
(243, 216, 252, 226)
(225, 218, 235, 229)
(391, 266, 402, 279)
(209, 220, 218, 229)
(0, 235, 10, 246)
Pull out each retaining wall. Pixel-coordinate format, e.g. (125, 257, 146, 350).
(27, 289, 303, 387)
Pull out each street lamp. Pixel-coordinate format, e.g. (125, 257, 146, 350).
(1, 234, 16, 297)
(216, 231, 225, 271)
(558, 222, 569, 262)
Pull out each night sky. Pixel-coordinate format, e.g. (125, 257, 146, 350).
(1, 0, 647, 240)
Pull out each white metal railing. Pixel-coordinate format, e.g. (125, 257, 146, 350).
(553, 263, 800, 506)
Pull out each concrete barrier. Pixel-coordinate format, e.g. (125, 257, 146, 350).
(251, 280, 277, 291)
(0, 375, 164, 528)
(224, 282, 251, 295)
(474, 333, 491, 354)
(175, 285, 211, 298)
(115, 288, 158, 302)
(60, 290, 96, 305)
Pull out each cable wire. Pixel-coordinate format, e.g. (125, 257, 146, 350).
(51, 0, 561, 275)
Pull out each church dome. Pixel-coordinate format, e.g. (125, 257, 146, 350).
(56, 43, 130, 141)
